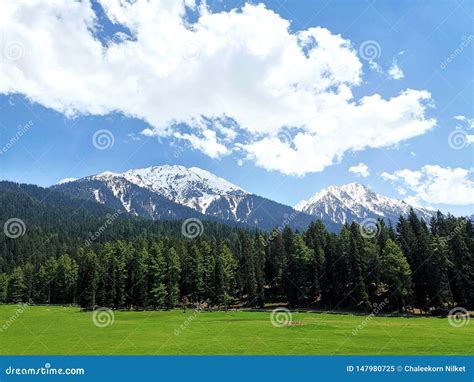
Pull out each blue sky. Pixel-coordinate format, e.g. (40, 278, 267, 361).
(0, 0, 472, 215)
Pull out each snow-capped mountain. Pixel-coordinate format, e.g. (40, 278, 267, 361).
(56, 177, 78, 185)
(295, 182, 435, 228)
(51, 174, 207, 221)
(52, 168, 436, 231)
(120, 165, 248, 217)
(52, 165, 314, 230)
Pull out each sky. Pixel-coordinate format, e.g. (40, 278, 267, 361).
(0, 0, 472, 216)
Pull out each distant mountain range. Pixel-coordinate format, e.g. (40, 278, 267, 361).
(51, 165, 437, 231)
(51, 166, 314, 230)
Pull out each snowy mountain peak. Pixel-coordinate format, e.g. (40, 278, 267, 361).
(56, 177, 78, 185)
(53, 169, 435, 232)
(82, 165, 248, 216)
(295, 183, 434, 225)
(93, 171, 120, 179)
(122, 164, 246, 195)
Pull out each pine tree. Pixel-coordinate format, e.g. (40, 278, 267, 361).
(219, 243, 237, 309)
(186, 243, 205, 302)
(254, 233, 266, 308)
(148, 242, 167, 308)
(237, 232, 257, 306)
(213, 250, 225, 306)
(0, 273, 8, 303)
(77, 249, 100, 309)
(44, 257, 58, 304)
(266, 230, 287, 301)
(128, 245, 148, 309)
(304, 221, 326, 304)
(56, 254, 78, 303)
(448, 220, 474, 308)
(164, 247, 181, 308)
(380, 239, 412, 311)
(22, 262, 35, 302)
(287, 234, 313, 307)
(200, 239, 215, 303)
(8, 267, 26, 303)
(348, 223, 370, 311)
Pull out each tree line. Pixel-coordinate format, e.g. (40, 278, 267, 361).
(0, 208, 472, 313)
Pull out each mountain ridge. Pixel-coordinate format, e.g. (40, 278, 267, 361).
(295, 182, 435, 226)
(52, 165, 437, 231)
(52, 165, 315, 230)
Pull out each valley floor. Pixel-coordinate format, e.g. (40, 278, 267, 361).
(0, 305, 472, 355)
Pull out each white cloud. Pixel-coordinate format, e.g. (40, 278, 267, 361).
(388, 61, 404, 80)
(397, 187, 407, 196)
(0, 0, 435, 176)
(174, 129, 228, 159)
(382, 165, 474, 205)
(349, 162, 370, 178)
(369, 60, 383, 73)
(454, 115, 474, 129)
(452, 115, 474, 146)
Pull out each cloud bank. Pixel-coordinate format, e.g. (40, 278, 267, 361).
(0, 0, 436, 175)
(382, 165, 474, 206)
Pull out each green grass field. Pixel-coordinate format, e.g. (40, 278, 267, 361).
(0, 305, 472, 355)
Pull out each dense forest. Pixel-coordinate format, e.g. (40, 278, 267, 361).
(0, 182, 473, 313)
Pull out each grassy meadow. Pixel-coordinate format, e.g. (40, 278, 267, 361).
(0, 305, 472, 355)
